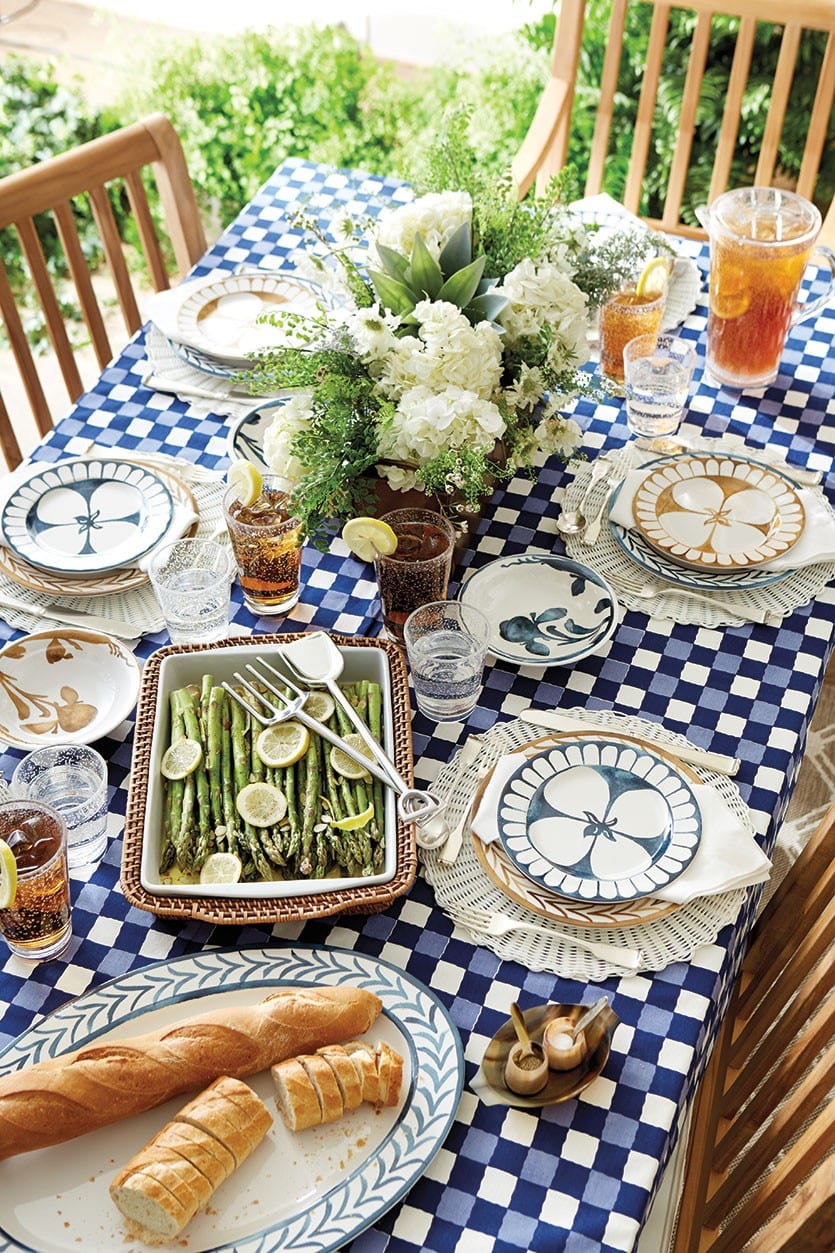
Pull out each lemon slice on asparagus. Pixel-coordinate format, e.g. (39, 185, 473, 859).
(341, 517, 398, 562)
(256, 721, 309, 768)
(303, 691, 336, 723)
(0, 839, 18, 910)
(226, 459, 263, 507)
(199, 852, 243, 885)
(236, 781, 287, 827)
(331, 801, 375, 831)
(635, 256, 673, 298)
(161, 738, 203, 780)
(330, 732, 374, 780)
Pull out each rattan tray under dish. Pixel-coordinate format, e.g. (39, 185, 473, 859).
(121, 632, 417, 924)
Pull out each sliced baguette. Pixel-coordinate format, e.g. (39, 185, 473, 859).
(150, 1122, 234, 1191)
(317, 1045, 363, 1111)
(175, 1077, 272, 1167)
(375, 1041, 404, 1107)
(343, 1041, 380, 1105)
(298, 1054, 344, 1124)
(271, 1057, 321, 1131)
(110, 1167, 194, 1245)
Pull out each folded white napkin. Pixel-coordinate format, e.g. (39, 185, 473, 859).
(471, 752, 771, 905)
(610, 468, 835, 571)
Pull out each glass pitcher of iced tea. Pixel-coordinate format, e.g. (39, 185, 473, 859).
(706, 187, 835, 389)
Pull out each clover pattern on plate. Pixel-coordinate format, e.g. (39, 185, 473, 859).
(498, 739, 702, 901)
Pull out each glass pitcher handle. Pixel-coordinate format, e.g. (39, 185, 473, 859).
(793, 246, 835, 326)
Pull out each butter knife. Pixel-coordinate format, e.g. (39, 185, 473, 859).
(0, 593, 143, 640)
(519, 707, 740, 776)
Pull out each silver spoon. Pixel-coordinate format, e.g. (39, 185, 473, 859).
(571, 995, 609, 1041)
(556, 460, 612, 535)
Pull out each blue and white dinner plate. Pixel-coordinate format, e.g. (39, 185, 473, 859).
(497, 737, 702, 901)
(458, 554, 618, 666)
(0, 944, 464, 1253)
(1, 459, 174, 576)
(227, 396, 292, 470)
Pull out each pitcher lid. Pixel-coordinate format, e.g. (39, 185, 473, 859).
(711, 187, 821, 244)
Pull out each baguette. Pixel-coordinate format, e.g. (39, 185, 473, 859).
(0, 985, 380, 1160)
(110, 1076, 272, 1246)
(272, 1039, 404, 1131)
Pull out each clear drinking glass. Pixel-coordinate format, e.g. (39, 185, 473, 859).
(0, 798, 71, 960)
(374, 509, 455, 644)
(148, 537, 234, 644)
(623, 333, 697, 453)
(12, 744, 109, 868)
(404, 600, 490, 722)
(224, 476, 304, 616)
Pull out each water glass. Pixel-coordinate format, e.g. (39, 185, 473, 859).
(224, 476, 304, 616)
(404, 600, 490, 722)
(599, 284, 666, 383)
(12, 744, 109, 868)
(375, 509, 455, 644)
(0, 798, 71, 960)
(623, 333, 696, 452)
(148, 537, 234, 644)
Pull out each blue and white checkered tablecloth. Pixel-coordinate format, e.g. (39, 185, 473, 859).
(1, 159, 835, 1253)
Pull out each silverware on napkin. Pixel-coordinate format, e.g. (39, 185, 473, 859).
(580, 474, 625, 546)
(519, 707, 740, 776)
(0, 593, 143, 639)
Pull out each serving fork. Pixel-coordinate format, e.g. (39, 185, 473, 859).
(458, 907, 642, 970)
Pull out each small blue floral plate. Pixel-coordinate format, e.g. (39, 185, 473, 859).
(457, 554, 618, 666)
(227, 397, 291, 470)
(497, 736, 702, 901)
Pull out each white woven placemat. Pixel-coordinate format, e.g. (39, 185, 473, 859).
(420, 712, 755, 981)
(562, 436, 835, 627)
(0, 476, 226, 640)
(143, 325, 260, 418)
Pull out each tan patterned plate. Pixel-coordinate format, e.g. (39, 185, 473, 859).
(470, 732, 689, 927)
(631, 455, 805, 571)
(0, 463, 197, 597)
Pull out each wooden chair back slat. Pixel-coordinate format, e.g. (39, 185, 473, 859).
(515, 0, 835, 245)
(669, 800, 835, 1251)
(0, 389, 23, 471)
(0, 113, 206, 472)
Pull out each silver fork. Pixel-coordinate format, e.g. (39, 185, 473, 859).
(459, 907, 643, 969)
(581, 474, 625, 546)
(223, 658, 444, 827)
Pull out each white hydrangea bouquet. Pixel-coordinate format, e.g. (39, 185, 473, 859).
(244, 119, 651, 544)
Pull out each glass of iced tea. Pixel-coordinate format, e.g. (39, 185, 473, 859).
(374, 508, 455, 644)
(706, 187, 835, 389)
(224, 475, 304, 616)
(0, 799, 71, 961)
(599, 285, 666, 384)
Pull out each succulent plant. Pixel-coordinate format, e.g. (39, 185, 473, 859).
(367, 222, 509, 330)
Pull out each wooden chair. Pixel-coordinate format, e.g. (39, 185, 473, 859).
(513, 0, 835, 244)
(0, 113, 207, 471)
(643, 798, 835, 1250)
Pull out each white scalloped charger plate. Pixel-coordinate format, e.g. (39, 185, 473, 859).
(0, 628, 141, 748)
(175, 272, 327, 366)
(0, 944, 464, 1253)
(497, 737, 702, 901)
(631, 455, 805, 571)
(1, 460, 174, 576)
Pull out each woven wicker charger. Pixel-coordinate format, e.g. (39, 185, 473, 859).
(121, 632, 418, 925)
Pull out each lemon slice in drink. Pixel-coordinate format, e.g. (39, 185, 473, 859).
(199, 852, 243, 885)
(330, 732, 374, 779)
(161, 738, 203, 780)
(236, 781, 287, 827)
(331, 801, 375, 831)
(636, 256, 673, 298)
(226, 459, 262, 506)
(0, 839, 17, 910)
(304, 691, 335, 722)
(342, 517, 398, 562)
(256, 721, 309, 768)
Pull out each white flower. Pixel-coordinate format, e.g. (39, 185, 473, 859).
(378, 384, 504, 472)
(262, 392, 313, 487)
(371, 191, 472, 262)
(504, 363, 547, 412)
(498, 258, 590, 369)
(376, 301, 503, 401)
(534, 415, 583, 459)
(340, 305, 400, 360)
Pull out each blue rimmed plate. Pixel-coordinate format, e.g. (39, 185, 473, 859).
(0, 944, 464, 1253)
(1, 459, 174, 576)
(227, 396, 292, 470)
(496, 736, 702, 901)
(458, 554, 618, 666)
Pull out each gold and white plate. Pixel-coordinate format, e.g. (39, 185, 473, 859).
(0, 463, 197, 597)
(631, 455, 805, 571)
(173, 272, 325, 365)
